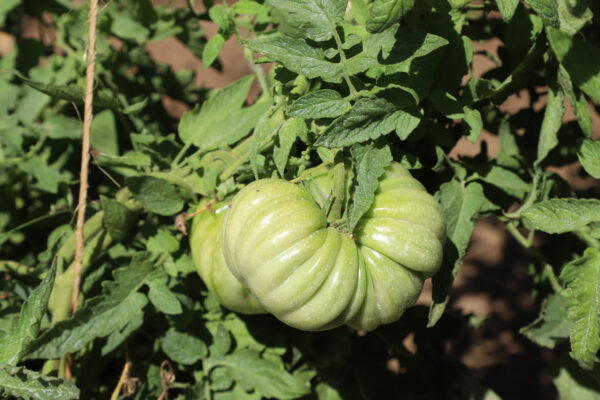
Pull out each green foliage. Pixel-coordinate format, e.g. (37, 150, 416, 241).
(0, 364, 79, 400)
(560, 248, 600, 370)
(1, 0, 600, 398)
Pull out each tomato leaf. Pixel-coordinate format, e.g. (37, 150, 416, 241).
(315, 97, 421, 147)
(429, 181, 484, 327)
(560, 248, 600, 370)
(26, 262, 153, 359)
(269, 0, 347, 42)
(0, 262, 56, 365)
(288, 90, 351, 119)
(245, 34, 344, 83)
(348, 143, 392, 232)
(535, 83, 564, 166)
(520, 294, 571, 348)
(577, 139, 600, 179)
(366, 0, 416, 33)
(522, 198, 600, 234)
(211, 350, 310, 399)
(126, 175, 184, 216)
(0, 364, 79, 400)
(547, 27, 600, 103)
(161, 331, 207, 365)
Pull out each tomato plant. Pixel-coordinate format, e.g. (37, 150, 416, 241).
(1, 0, 599, 399)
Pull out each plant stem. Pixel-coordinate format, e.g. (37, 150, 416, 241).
(574, 228, 600, 249)
(331, 27, 357, 97)
(244, 47, 270, 98)
(505, 222, 562, 293)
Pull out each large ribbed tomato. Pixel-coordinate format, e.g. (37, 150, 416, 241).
(222, 163, 446, 331)
(190, 202, 265, 314)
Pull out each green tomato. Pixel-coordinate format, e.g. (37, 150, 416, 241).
(190, 202, 265, 314)
(222, 163, 446, 331)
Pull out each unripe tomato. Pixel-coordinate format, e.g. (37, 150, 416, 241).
(222, 163, 446, 331)
(190, 202, 265, 314)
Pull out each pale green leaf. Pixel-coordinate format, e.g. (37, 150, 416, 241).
(111, 13, 150, 43)
(27, 263, 152, 359)
(0, 364, 79, 400)
(429, 181, 484, 326)
(550, 356, 600, 399)
(556, 0, 593, 35)
(246, 34, 344, 83)
(349, 143, 393, 231)
(269, 0, 347, 41)
(250, 110, 279, 179)
(495, 0, 519, 22)
(0, 262, 56, 365)
(462, 106, 483, 144)
(161, 331, 207, 365)
(536, 83, 565, 165)
(273, 118, 300, 177)
(288, 90, 351, 119)
(179, 76, 268, 150)
(522, 198, 600, 234)
(577, 139, 600, 179)
(0, 0, 21, 26)
(203, 34, 226, 69)
(560, 248, 600, 370)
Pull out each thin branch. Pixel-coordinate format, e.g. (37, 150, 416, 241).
(110, 348, 132, 400)
(67, 0, 99, 378)
(505, 222, 562, 293)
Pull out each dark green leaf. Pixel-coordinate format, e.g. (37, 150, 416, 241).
(349, 143, 393, 232)
(146, 270, 182, 315)
(212, 350, 310, 399)
(522, 198, 600, 234)
(547, 27, 600, 103)
(0, 364, 79, 400)
(100, 196, 136, 241)
(520, 294, 571, 348)
(126, 175, 184, 216)
(560, 248, 600, 370)
(161, 331, 207, 365)
(558, 66, 594, 138)
(27, 262, 152, 359)
(288, 90, 351, 119)
(367, 0, 416, 33)
(315, 98, 421, 147)
(473, 165, 530, 198)
(0, 262, 56, 365)
(246, 34, 344, 83)
(577, 139, 600, 179)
